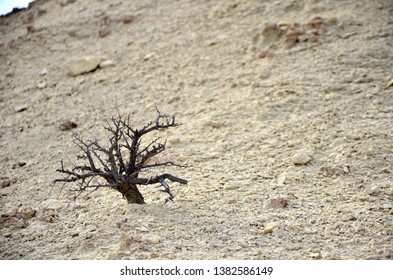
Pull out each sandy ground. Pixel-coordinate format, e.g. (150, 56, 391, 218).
(0, 0, 392, 260)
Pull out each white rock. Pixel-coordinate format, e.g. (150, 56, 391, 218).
(15, 104, 29, 112)
(68, 56, 101, 76)
(142, 234, 161, 244)
(36, 80, 47, 89)
(41, 199, 63, 210)
(223, 183, 240, 190)
(262, 221, 279, 234)
(309, 252, 321, 259)
(39, 69, 48, 76)
(366, 186, 380, 196)
(99, 60, 115, 69)
(292, 148, 313, 165)
(277, 173, 287, 186)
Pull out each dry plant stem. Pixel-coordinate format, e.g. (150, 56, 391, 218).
(54, 108, 188, 204)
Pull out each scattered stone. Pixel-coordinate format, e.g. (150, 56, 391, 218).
(15, 104, 29, 112)
(168, 137, 181, 145)
(0, 208, 27, 229)
(320, 165, 350, 176)
(69, 229, 81, 237)
(264, 197, 288, 209)
(284, 25, 303, 48)
(259, 50, 268, 58)
(121, 15, 135, 24)
(59, 120, 78, 131)
(98, 25, 111, 38)
(223, 182, 240, 190)
(41, 199, 64, 210)
(1, 177, 15, 188)
(366, 186, 380, 196)
(227, 199, 237, 204)
(143, 234, 161, 244)
(59, 0, 76, 7)
(26, 24, 36, 33)
(277, 173, 287, 186)
(341, 213, 356, 222)
(20, 207, 36, 220)
(116, 218, 128, 229)
(12, 161, 26, 169)
(135, 226, 150, 233)
(292, 148, 313, 165)
(386, 78, 393, 89)
(39, 69, 48, 76)
(261, 23, 284, 43)
(143, 53, 155, 61)
(309, 252, 321, 259)
(99, 60, 115, 69)
(68, 56, 101, 76)
(262, 221, 279, 234)
(380, 204, 392, 210)
(36, 80, 47, 89)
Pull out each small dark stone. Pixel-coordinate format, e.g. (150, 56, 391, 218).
(59, 120, 78, 131)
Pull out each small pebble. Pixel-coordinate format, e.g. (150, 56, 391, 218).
(262, 222, 279, 234)
(264, 197, 288, 209)
(41, 199, 63, 210)
(20, 207, 36, 219)
(121, 15, 135, 24)
(309, 252, 321, 259)
(15, 104, 29, 112)
(143, 235, 161, 244)
(68, 56, 101, 76)
(36, 80, 47, 89)
(98, 25, 111, 38)
(59, 120, 78, 131)
(99, 60, 115, 68)
(292, 148, 313, 165)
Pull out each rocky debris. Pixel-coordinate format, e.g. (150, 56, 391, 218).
(386, 78, 393, 88)
(121, 15, 135, 24)
(1, 177, 17, 188)
(14, 104, 28, 112)
(19, 207, 37, 220)
(37, 209, 59, 223)
(39, 69, 48, 76)
(262, 222, 279, 234)
(142, 234, 161, 244)
(320, 165, 350, 176)
(116, 218, 128, 229)
(80, 226, 98, 239)
(253, 16, 338, 57)
(99, 60, 115, 69)
(0, 209, 27, 229)
(223, 182, 240, 190)
(309, 252, 321, 259)
(264, 197, 288, 209)
(41, 199, 64, 210)
(59, 120, 78, 131)
(98, 25, 111, 38)
(366, 186, 380, 196)
(59, 0, 77, 7)
(291, 148, 313, 165)
(0, 206, 36, 229)
(68, 56, 101, 76)
(36, 80, 47, 89)
(12, 161, 27, 169)
(277, 173, 287, 186)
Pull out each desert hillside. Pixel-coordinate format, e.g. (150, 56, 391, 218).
(1, 0, 392, 259)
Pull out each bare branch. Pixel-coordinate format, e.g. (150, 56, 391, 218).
(54, 108, 188, 204)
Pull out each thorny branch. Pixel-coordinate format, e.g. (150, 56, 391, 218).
(54, 108, 188, 204)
